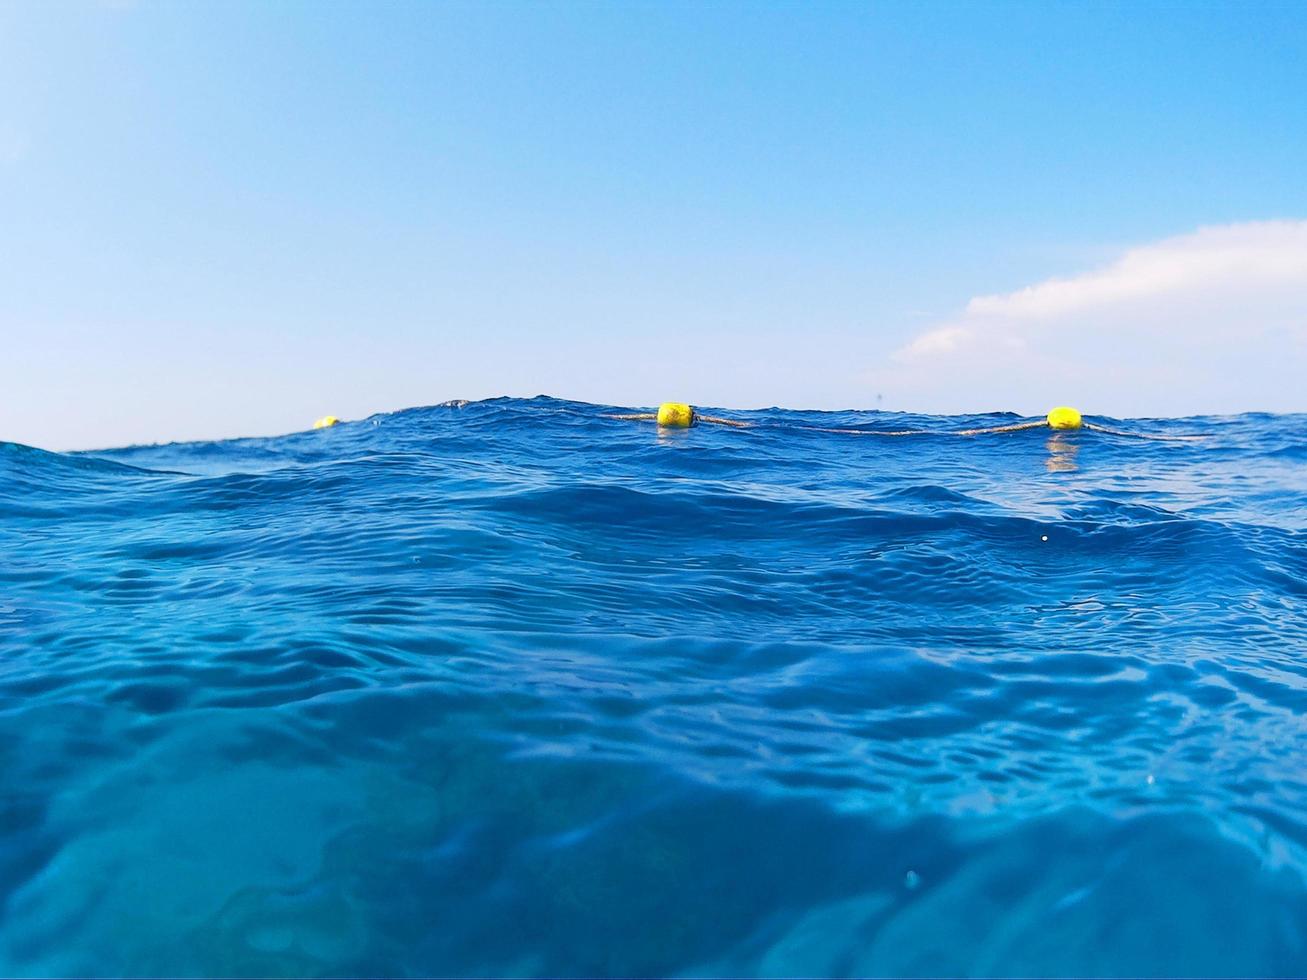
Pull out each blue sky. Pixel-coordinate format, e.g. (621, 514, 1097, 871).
(2, 0, 1305, 448)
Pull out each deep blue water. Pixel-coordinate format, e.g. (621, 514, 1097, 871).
(2, 397, 1306, 977)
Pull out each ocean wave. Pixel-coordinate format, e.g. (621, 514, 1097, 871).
(2, 399, 1306, 976)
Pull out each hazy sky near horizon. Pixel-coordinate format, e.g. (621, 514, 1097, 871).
(2, 0, 1306, 449)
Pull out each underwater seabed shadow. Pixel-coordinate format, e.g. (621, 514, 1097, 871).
(680, 806, 1307, 978)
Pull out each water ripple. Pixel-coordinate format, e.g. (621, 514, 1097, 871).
(2, 399, 1306, 976)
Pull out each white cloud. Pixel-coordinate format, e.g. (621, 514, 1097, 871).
(879, 221, 1307, 417)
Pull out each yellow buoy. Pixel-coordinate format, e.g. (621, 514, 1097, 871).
(313, 415, 340, 430)
(656, 402, 695, 428)
(1047, 406, 1082, 431)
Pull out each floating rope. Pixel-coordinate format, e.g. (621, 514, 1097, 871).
(310, 404, 1201, 441)
(610, 404, 1202, 441)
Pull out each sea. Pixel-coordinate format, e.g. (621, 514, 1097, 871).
(1, 397, 1305, 977)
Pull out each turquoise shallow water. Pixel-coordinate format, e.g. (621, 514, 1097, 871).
(2, 397, 1306, 977)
